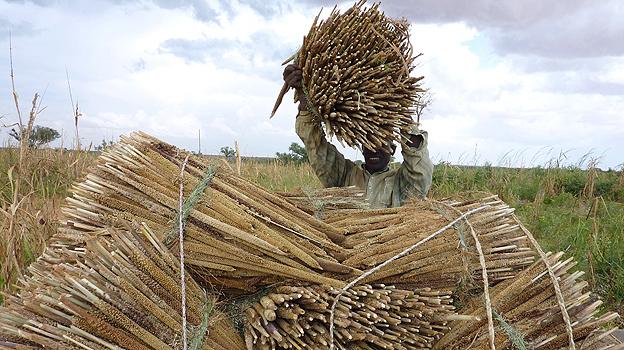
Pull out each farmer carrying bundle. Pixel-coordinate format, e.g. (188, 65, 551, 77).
(279, 0, 433, 208)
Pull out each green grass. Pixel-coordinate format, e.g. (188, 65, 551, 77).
(432, 163, 624, 317)
(516, 195, 624, 313)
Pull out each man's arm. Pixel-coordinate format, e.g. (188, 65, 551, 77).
(394, 125, 434, 204)
(295, 110, 360, 188)
(284, 64, 362, 188)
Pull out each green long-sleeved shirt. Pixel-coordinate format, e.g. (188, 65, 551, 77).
(295, 110, 434, 208)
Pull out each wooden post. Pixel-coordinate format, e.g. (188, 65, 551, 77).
(235, 141, 241, 176)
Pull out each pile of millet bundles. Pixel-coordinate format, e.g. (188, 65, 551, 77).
(0, 132, 620, 350)
(57, 132, 355, 294)
(322, 194, 537, 291)
(243, 284, 467, 350)
(0, 223, 244, 350)
(434, 252, 622, 350)
(275, 0, 424, 151)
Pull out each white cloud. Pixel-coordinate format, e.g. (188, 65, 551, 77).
(408, 22, 623, 168)
(0, 0, 622, 169)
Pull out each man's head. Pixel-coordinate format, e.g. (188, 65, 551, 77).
(363, 143, 396, 173)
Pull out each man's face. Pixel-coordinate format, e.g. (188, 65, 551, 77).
(363, 145, 395, 173)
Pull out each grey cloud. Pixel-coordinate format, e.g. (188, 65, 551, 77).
(299, 0, 589, 28)
(4, 0, 219, 21)
(100, 0, 218, 21)
(489, 1, 624, 58)
(5, 0, 54, 5)
(300, 0, 624, 59)
(159, 37, 217, 63)
(221, 0, 293, 18)
(510, 56, 610, 73)
(0, 17, 38, 39)
(159, 31, 295, 78)
(550, 77, 624, 97)
(508, 55, 624, 97)
(151, 0, 217, 21)
(111, 0, 291, 21)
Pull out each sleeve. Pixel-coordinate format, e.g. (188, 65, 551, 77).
(295, 110, 360, 188)
(394, 125, 434, 203)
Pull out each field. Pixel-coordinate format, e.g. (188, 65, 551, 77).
(0, 146, 622, 323)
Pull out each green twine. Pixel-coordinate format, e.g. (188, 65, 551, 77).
(163, 163, 216, 348)
(301, 83, 324, 123)
(493, 309, 528, 350)
(188, 299, 215, 350)
(164, 165, 216, 247)
(430, 203, 468, 250)
(224, 285, 276, 337)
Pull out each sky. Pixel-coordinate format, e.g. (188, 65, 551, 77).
(1, 0, 623, 169)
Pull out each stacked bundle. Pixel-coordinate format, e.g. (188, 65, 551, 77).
(0, 133, 620, 350)
(326, 195, 537, 290)
(277, 186, 368, 217)
(59, 132, 353, 293)
(244, 284, 460, 350)
(0, 224, 245, 350)
(434, 252, 621, 349)
(278, 0, 424, 150)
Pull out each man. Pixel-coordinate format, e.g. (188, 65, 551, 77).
(283, 64, 434, 208)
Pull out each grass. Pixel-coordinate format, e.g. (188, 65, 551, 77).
(0, 146, 93, 294)
(0, 147, 622, 321)
(432, 162, 624, 319)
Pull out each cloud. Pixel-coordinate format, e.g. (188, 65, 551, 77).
(407, 21, 624, 168)
(0, 0, 622, 169)
(159, 31, 295, 79)
(488, 1, 624, 58)
(110, 0, 294, 21)
(301, 0, 624, 58)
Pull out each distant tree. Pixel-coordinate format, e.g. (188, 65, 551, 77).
(414, 90, 433, 125)
(220, 146, 236, 160)
(9, 125, 60, 148)
(276, 142, 308, 165)
(95, 139, 114, 151)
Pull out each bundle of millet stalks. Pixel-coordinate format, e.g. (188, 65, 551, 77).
(0, 133, 621, 350)
(434, 252, 621, 350)
(58, 132, 353, 293)
(329, 195, 538, 291)
(276, 186, 369, 217)
(244, 284, 465, 349)
(274, 0, 424, 151)
(0, 224, 244, 350)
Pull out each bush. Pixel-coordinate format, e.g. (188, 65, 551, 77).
(9, 125, 60, 148)
(276, 142, 308, 165)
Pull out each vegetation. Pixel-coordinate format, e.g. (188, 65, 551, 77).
(220, 146, 236, 160)
(275, 142, 308, 165)
(95, 138, 114, 151)
(9, 125, 60, 148)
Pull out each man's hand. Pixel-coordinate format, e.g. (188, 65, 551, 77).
(404, 120, 424, 149)
(283, 64, 308, 111)
(407, 133, 424, 149)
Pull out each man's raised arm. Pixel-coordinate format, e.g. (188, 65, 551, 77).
(295, 110, 360, 188)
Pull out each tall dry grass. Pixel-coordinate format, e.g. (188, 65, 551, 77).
(0, 130, 93, 293)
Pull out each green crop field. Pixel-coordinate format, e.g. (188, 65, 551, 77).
(1, 146, 622, 324)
